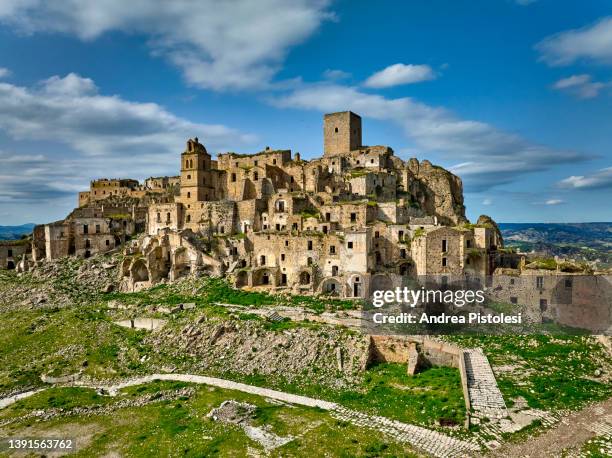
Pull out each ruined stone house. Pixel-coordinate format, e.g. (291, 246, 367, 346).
(0, 240, 29, 270)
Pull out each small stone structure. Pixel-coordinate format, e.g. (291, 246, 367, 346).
(114, 318, 166, 330)
(0, 240, 29, 270)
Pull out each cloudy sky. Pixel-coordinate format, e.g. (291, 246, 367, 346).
(0, 0, 610, 224)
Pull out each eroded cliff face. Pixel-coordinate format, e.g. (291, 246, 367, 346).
(404, 158, 467, 226)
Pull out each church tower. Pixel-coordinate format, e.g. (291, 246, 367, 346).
(179, 137, 215, 204)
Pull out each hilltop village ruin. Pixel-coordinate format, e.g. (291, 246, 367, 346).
(17, 112, 504, 296)
(2, 111, 608, 323)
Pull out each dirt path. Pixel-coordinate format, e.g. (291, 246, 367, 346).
(487, 397, 612, 457)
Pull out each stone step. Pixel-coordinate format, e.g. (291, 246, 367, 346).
(464, 348, 508, 420)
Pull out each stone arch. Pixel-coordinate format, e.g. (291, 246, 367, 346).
(121, 257, 132, 278)
(253, 268, 275, 287)
(131, 259, 149, 282)
(235, 270, 248, 287)
(172, 247, 191, 279)
(147, 245, 168, 281)
(299, 270, 311, 285)
(399, 262, 412, 276)
(371, 274, 393, 294)
(320, 277, 341, 296)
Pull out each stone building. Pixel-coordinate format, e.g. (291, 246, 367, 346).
(0, 240, 30, 270)
(10, 110, 527, 301)
(78, 176, 179, 207)
(78, 178, 139, 207)
(30, 205, 145, 262)
(130, 111, 499, 298)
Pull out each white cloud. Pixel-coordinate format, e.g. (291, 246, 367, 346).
(0, 67, 10, 78)
(553, 74, 608, 99)
(557, 167, 612, 190)
(272, 82, 588, 191)
(0, 151, 82, 203)
(544, 199, 564, 205)
(482, 198, 492, 205)
(0, 73, 255, 158)
(0, 74, 258, 207)
(364, 64, 436, 88)
(536, 17, 612, 66)
(0, 0, 333, 91)
(323, 69, 350, 80)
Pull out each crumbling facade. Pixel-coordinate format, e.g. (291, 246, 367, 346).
(78, 176, 179, 207)
(10, 111, 519, 299)
(30, 204, 147, 262)
(123, 111, 501, 297)
(0, 240, 29, 270)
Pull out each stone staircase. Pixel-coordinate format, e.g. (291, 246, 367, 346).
(464, 348, 508, 421)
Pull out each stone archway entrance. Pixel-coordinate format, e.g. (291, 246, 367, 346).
(320, 277, 341, 296)
(371, 274, 393, 294)
(131, 259, 149, 282)
(399, 262, 412, 276)
(253, 268, 275, 287)
(235, 270, 248, 287)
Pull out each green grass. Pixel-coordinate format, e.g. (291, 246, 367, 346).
(236, 363, 466, 427)
(0, 383, 421, 457)
(11, 387, 108, 412)
(448, 335, 612, 411)
(574, 435, 612, 458)
(0, 307, 155, 393)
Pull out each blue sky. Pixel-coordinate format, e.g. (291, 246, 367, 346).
(0, 0, 610, 225)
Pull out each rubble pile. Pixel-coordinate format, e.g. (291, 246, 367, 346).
(0, 254, 121, 311)
(152, 319, 370, 388)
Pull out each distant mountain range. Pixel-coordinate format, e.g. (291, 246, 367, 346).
(499, 222, 612, 267)
(0, 223, 35, 241)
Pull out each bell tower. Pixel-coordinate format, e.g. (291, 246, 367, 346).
(179, 137, 213, 204)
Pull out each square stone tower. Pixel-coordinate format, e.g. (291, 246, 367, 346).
(178, 137, 213, 204)
(324, 111, 362, 156)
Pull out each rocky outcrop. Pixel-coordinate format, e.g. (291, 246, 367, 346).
(404, 159, 467, 226)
